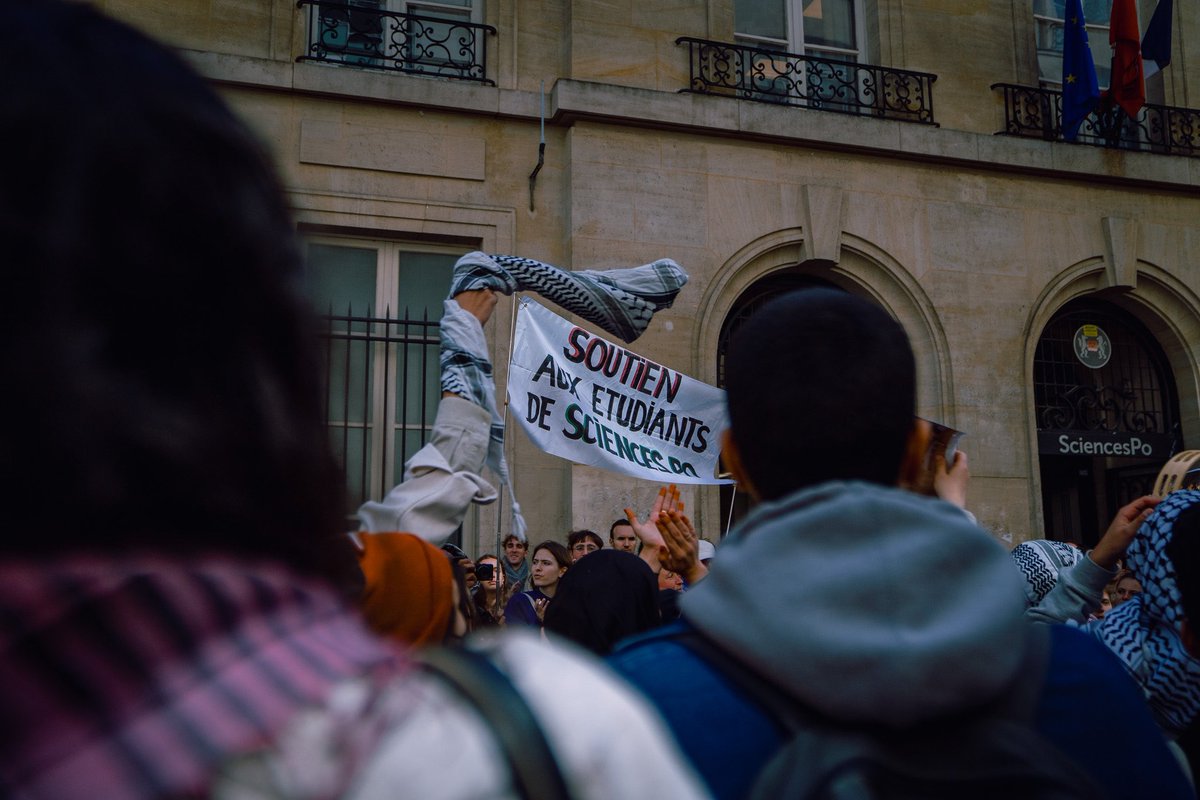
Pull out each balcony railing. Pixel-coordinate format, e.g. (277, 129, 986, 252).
(298, 0, 496, 85)
(676, 37, 937, 125)
(992, 83, 1200, 158)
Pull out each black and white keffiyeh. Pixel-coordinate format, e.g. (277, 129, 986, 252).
(450, 252, 688, 344)
(439, 298, 527, 541)
(439, 252, 690, 542)
(1093, 489, 1200, 735)
(1011, 539, 1083, 605)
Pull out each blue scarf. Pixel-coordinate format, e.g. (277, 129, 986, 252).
(1093, 490, 1200, 735)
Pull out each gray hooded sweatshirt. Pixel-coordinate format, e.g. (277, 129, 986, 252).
(680, 480, 1030, 728)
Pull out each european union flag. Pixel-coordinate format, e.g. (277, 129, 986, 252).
(1061, 0, 1100, 141)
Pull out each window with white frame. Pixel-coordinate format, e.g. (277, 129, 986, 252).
(399, 0, 483, 69)
(733, 0, 865, 108)
(303, 237, 457, 519)
(734, 0, 863, 62)
(1033, 0, 1111, 88)
(310, 0, 483, 73)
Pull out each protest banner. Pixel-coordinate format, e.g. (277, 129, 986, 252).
(508, 299, 731, 485)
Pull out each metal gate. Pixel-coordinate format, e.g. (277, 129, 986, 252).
(1034, 298, 1180, 545)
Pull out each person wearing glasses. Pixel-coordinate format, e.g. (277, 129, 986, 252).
(568, 529, 605, 562)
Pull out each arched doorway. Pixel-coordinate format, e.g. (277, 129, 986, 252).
(1034, 297, 1181, 546)
(716, 270, 845, 532)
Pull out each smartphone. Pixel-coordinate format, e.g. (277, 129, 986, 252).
(916, 417, 965, 496)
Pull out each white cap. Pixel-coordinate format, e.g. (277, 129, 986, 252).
(697, 539, 716, 562)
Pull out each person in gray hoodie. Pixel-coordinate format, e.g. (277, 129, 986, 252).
(608, 288, 1191, 800)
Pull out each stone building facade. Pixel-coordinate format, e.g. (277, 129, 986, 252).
(100, 0, 1200, 553)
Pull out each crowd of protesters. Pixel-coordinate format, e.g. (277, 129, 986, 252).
(3, 3, 1200, 799)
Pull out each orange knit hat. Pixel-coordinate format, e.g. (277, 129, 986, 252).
(357, 532, 453, 646)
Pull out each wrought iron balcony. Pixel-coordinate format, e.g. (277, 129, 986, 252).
(297, 0, 496, 85)
(675, 37, 937, 125)
(992, 83, 1200, 158)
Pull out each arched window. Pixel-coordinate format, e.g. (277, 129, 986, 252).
(716, 271, 842, 532)
(1034, 298, 1181, 544)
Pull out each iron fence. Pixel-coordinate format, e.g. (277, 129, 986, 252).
(297, 0, 496, 84)
(318, 309, 441, 516)
(676, 36, 937, 124)
(992, 83, 1200, 157)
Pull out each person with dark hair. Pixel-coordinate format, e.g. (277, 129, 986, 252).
(505, 541, 571, 628)
(608, 289, 1191, 799)
(610, 518, 640, 553)
(473, 552, 508, 627)
(0, 4, 710, 798)
(544, 550, 661, 655)
(568, 528, 605, 562)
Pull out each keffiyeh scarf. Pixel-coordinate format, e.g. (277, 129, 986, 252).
(450, 251, 688, 344)
(1093, 490, 1200, 735)
(440, 252, 689, 542)
(1011, 539, 1083, 605)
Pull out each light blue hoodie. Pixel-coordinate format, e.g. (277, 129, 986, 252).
(681, 480, 1030, 728)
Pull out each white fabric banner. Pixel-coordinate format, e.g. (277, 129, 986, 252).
(507, 299, 730, 485)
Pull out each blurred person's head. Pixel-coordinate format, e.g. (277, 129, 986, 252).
(609, 520, 638, 553)
(568, 529, 603, 562)
(722, 289, 919, 502)
(544, 551, 660, 655)
(503, 534, 528, 566)
(0, 0, 347, 582)
(530, 541, 570, 595)
(358, 533, 461, 645)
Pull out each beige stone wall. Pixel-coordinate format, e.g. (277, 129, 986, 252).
(98, 0, 1200, 554)
(556, 116, 1200, 545)
(98, 0, 295, 60)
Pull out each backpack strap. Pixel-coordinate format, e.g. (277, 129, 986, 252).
(673, 621, 1054, 734)
(672, 622, 1103, 800)
(670, 626, 809, 734)
(417, 646, 572, 800)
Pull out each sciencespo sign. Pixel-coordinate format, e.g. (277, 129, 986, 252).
(1038, 429, 1173, 459)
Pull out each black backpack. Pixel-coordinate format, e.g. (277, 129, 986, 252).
(676, 624, 1106, 800)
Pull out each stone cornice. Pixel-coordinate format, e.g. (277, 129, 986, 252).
(182, 49, 1200, 194)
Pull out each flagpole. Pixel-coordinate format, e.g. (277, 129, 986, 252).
(495, 292, 522, 620)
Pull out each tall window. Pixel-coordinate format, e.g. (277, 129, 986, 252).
(303, 238, 456, 519)
(308, 0, 484, 75)
(399, 0, 482, 70)
(1033, 0, 1111, 87)
(734, 0, 865, 110)
(734, 0, 863, 62)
